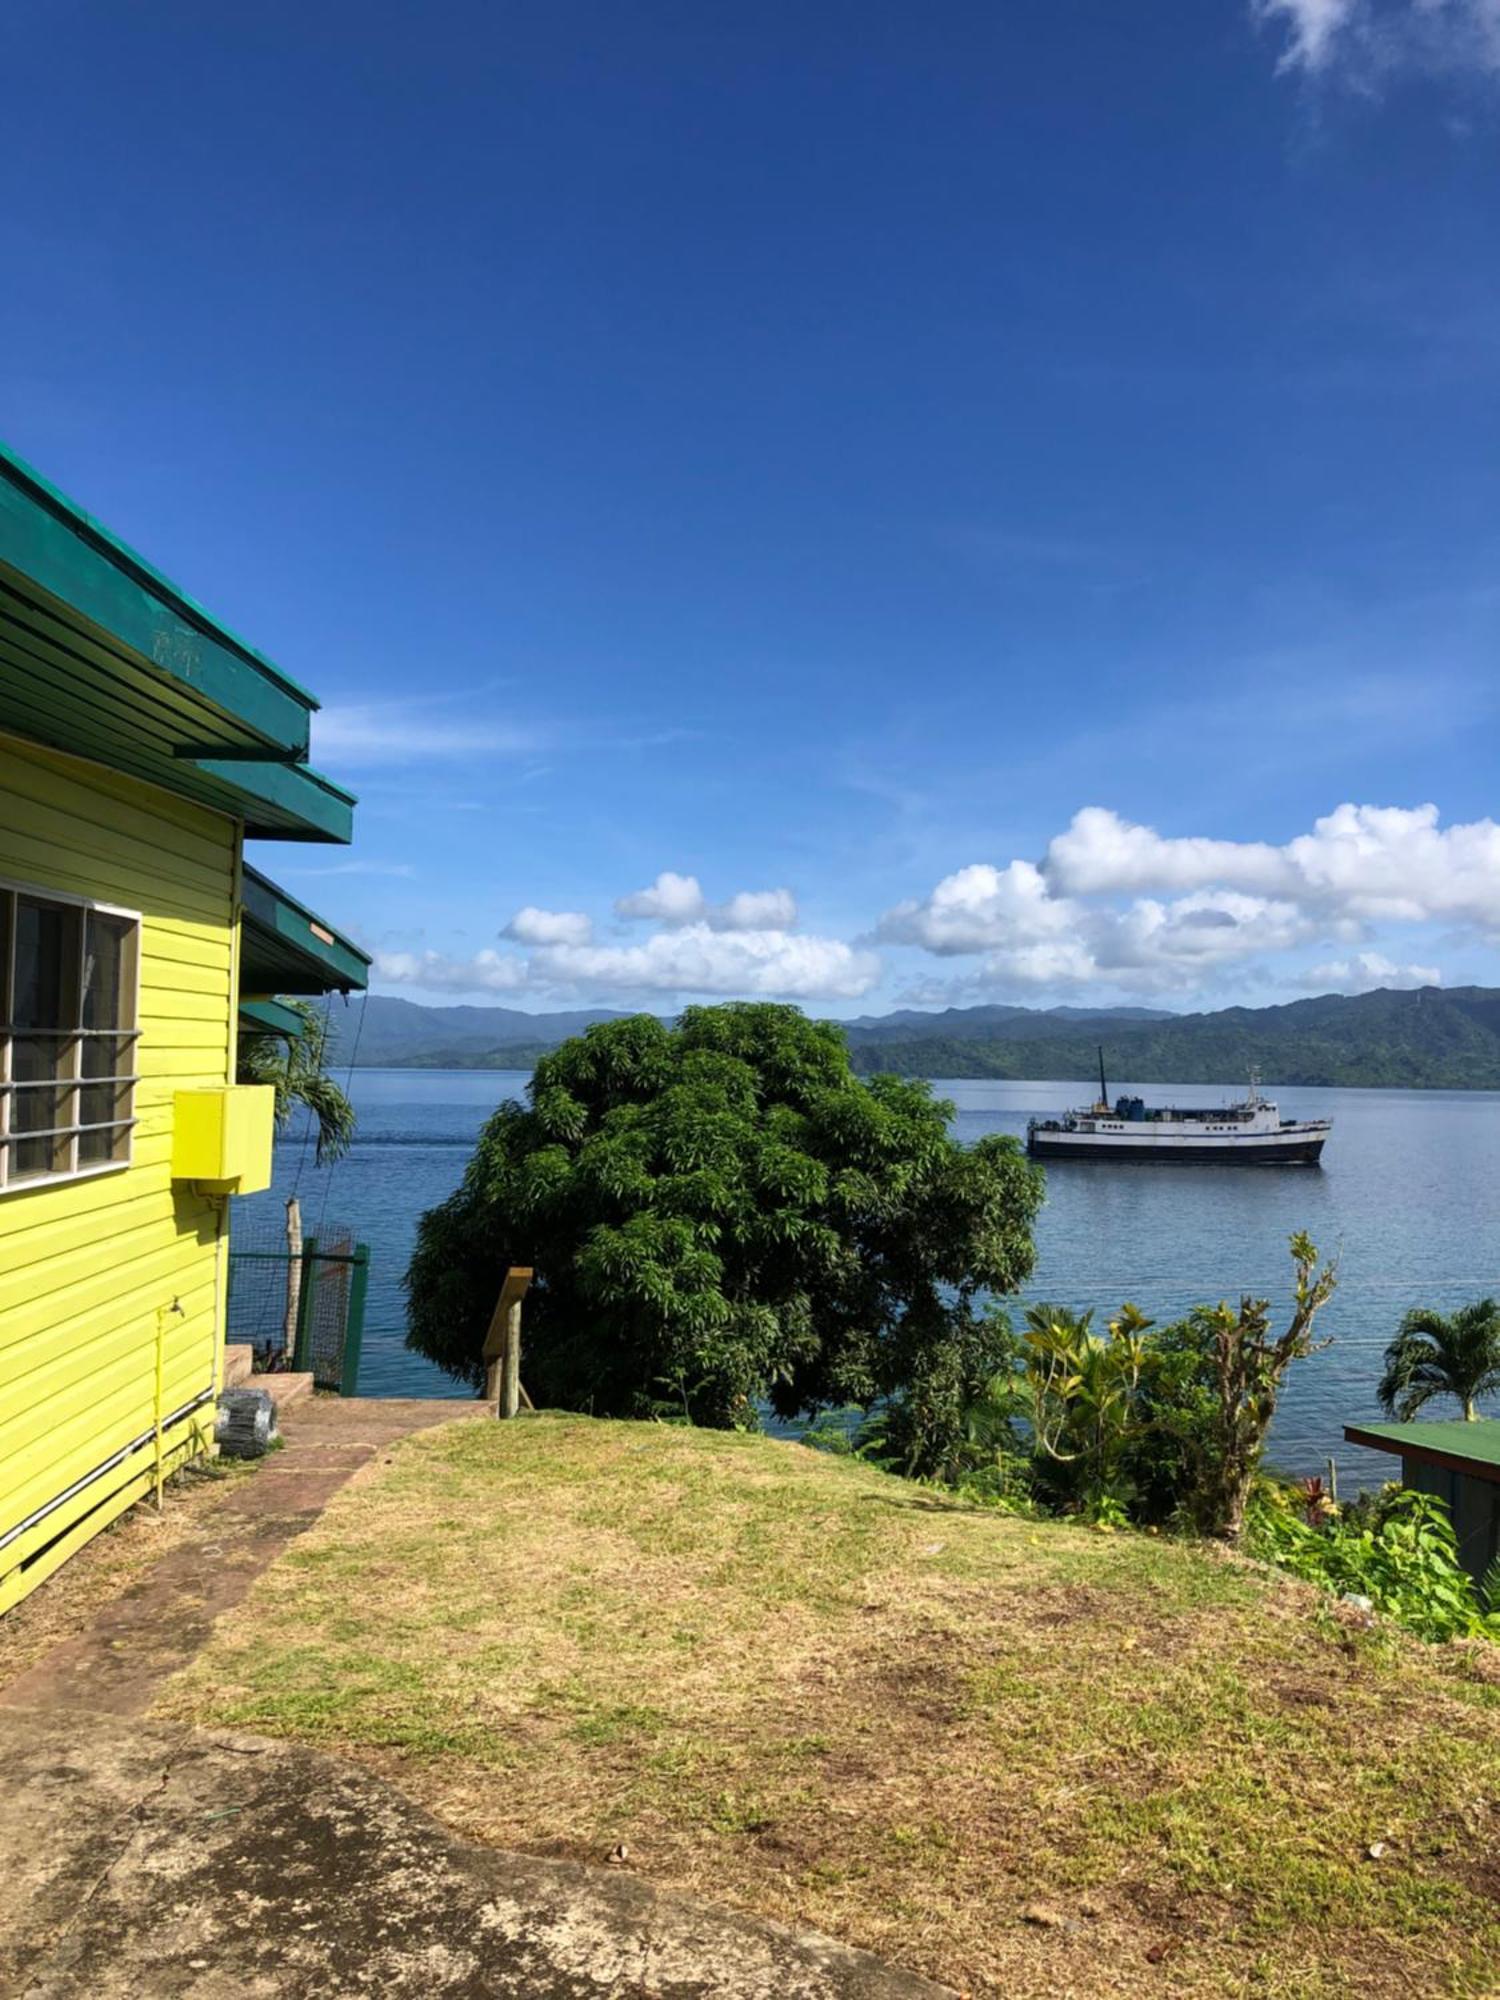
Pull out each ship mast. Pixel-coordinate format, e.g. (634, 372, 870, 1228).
(1096, 1045, 1109, 1114)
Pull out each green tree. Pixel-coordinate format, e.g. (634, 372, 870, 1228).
(1378, 1299, 1500, 1423)
(405, 1004, 1044, 1452)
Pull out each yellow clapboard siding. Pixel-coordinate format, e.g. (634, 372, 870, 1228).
(0, 1251, 219, 1380)
(0, 732, 241, 1614)
(0, 1307, 218, 1505)
(1, 1338, 219, 1529)
(0, 1407, 217, 1612)
(0, 759, 238, 889)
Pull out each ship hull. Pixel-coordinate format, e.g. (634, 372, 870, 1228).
(1027, 1133, 1327, 1166)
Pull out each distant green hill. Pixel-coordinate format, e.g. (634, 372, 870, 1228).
(842, 987, 1500, 1090)
(335, 987, 1500, 1091)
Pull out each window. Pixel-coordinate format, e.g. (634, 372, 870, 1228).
(0, 884, 140, 1192)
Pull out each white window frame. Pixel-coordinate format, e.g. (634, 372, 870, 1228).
(0, 875, 143, 1197)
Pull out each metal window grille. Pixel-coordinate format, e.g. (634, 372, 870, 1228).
(0, 880, 141, 1194)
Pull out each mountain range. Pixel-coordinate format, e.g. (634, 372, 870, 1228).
(324, 987, 1500, 1091)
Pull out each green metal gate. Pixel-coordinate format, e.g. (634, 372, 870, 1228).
(226, 1232, 370, 1395)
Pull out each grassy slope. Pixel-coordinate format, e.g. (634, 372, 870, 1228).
(159, 1419, 1500, 1999)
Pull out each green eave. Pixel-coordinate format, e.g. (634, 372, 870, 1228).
(240, 865, 371, 997)
(239, 997, 307, 1040)
(0, 441, 354, 841)
(1345, 1419, 1500, 1485)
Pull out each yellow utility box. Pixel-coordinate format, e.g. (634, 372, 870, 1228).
(171, 1085, 276, 1193)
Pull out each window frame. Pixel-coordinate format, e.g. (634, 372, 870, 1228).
(0, 874, 143, 1197)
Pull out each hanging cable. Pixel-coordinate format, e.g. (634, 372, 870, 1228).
(314, 987, 367, 1243)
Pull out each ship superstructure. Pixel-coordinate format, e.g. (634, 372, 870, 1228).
(1026, 1055, 1330, 1166)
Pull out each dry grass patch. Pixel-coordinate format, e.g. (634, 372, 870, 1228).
(159, 1417, 1500, 1999)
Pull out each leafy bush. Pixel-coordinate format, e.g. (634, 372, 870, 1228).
(1248, 1485, 1500, 1644)
(406, 1003, 1044, 1450)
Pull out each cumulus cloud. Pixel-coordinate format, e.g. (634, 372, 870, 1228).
(374, 948, 529, 993)
(1300, 951, 1443, 992)
(615, 872, 798, 931)
(1254, 0, 1500, 78)
(376, 923, 877, 1002)
(882, 801, 1495, 995)
(1044, 804, 1500, 932)
(502, 906, 593, 947)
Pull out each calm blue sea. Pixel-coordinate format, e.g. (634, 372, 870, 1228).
(235, 1070, 1500, 1489)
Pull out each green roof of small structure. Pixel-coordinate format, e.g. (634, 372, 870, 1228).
(0, 440, 355, 841)
(240, 865, 371, 997)
(1345, 1419, 1500, 1482)
(238, 998, 308, 1039)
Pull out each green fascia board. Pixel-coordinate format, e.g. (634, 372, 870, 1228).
(238, 998, 306, 1038)
(1345, 1419, 1500, 1480)
(194, 757, 356, 844)
(0, 440, 314, 755)
(241, 863, 371, 994)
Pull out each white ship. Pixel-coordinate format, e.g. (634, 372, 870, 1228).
(1027, 1055, 1330, 1166)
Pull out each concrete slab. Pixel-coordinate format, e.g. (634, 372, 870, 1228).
(0, 1708, 949, 1999)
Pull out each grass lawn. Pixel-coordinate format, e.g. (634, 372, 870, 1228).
(158, 1416, 1500, 1999)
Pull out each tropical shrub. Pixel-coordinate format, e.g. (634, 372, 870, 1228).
(1248, 1485, 1500, 1644)
(406, 1004, 1044, 1450)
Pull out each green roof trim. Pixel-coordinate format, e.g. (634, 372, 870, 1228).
(240, 864, 371, 997)
(0, 441, 316, 721)
(0, 440, 356, 842)
(238, 998, 307, 1039)
(1345, 1419, 1500, 1484)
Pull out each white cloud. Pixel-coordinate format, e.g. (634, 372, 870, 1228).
(503, 906, 593, 947)
(373, 948, 529, 993)
(616, 872, 799, 931)
(1255, 0, 1361, 70)
(878, 862, 1080, 957)
(315, 700, 537, 768)
(1300, 951, 1443, 992)
(1254, 0, 1500, 77)
(376, 925, 877, 1002)
(882, 802, 1498, 996)
(1044, 803, 1500, 932)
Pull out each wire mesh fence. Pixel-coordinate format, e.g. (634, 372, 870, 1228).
(227, 1219, 369, 1394)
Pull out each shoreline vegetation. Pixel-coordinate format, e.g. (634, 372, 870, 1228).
(333, 985, 1500, 1092)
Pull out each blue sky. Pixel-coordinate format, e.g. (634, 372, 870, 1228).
(6, 0, 1499, 1015)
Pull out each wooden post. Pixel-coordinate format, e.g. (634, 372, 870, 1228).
(482, 1268, 533, 1417)
(502, 1300, 522, 1419)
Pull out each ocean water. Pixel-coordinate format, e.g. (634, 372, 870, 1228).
(234, 1069, 1500, 1489)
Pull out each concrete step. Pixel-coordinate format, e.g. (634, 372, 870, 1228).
(222, 1344, 254, 1388)
(259, 1372, 315, 1412)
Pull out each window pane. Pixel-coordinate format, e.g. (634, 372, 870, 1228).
(13, 1035, 75, 1086)
(11, 1131, 72, 1180)
(0, 894, 10, 1026)
(14, 899, 81, 1031)
(81, 1080, 132, 1128)
(83, 914, 135, 1031)
(79, 1121, 131, 1167)
(13, 1082, 76, 1137)
(81, 1035, 135, 1081)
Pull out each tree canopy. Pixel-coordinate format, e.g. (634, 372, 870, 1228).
(405, 1003, 1044, 1444)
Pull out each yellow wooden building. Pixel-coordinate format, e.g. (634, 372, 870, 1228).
(0, 442, 368, 1615)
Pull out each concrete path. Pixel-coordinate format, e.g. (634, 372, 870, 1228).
(0, 1399, 949, 1998)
